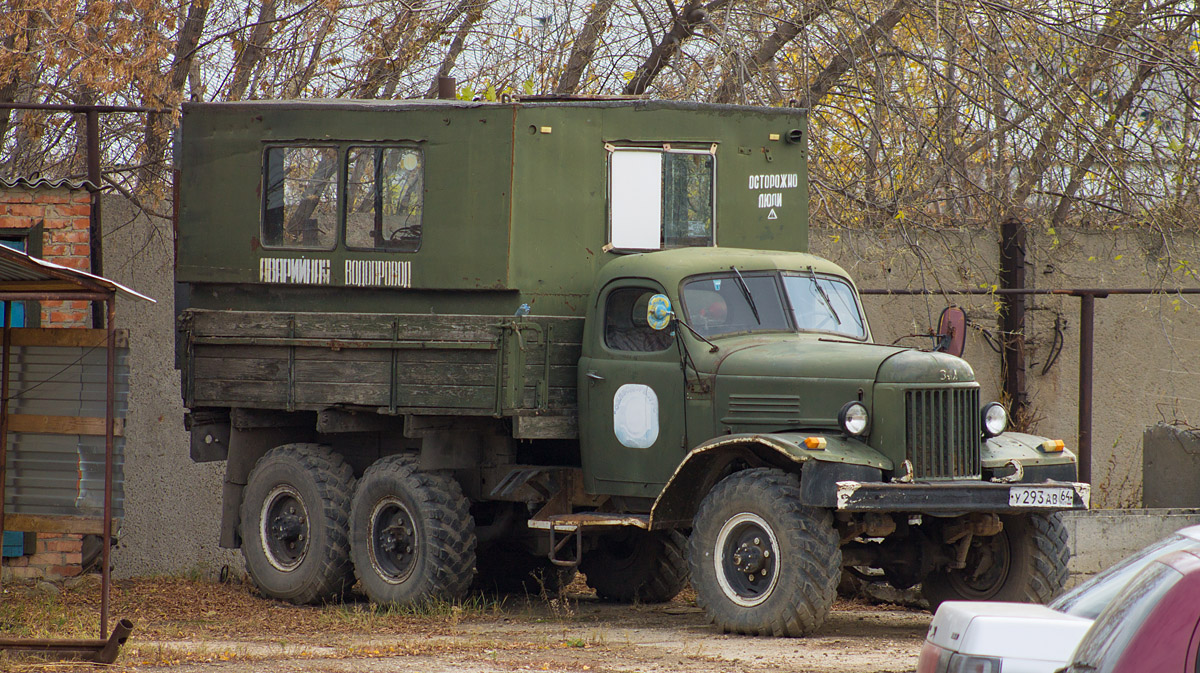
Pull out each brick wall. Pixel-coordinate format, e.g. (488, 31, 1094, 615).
(1, 533, 83, 581)
(0, 185, 93, 327)
(0, 184, 92, 581)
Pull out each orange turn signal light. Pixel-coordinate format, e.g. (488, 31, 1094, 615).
(1041, 439, 1066, 453)
(805, 436, 827, 450)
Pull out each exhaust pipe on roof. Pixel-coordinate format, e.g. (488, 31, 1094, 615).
(437, 77, 456, 100)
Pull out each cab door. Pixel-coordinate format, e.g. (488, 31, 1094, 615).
(578, 281, 687, 500)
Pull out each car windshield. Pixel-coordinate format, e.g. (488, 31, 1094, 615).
(1050, 532, 1200, 619)
(681, 270, 866, 339)
(1067, 561, 1181, 673)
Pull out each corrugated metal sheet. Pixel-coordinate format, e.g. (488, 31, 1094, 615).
(0, 176, 96, 191)
(2, 345, 129, 519)
(0, 246, 155, 302)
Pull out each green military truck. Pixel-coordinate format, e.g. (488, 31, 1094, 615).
(176, 98, 1088, 636)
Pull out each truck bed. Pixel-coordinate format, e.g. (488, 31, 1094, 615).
(179, 310, 583, 433)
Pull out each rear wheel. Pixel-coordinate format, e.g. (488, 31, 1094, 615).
(921, 512, 1069, 611)
(240, 443, 355, 604)
(350, 455, 476, 605)
(688, 468, 840, 636)
(580, 529, 689, 603)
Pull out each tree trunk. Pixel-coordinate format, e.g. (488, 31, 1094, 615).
(139, 0, 210, 191)
(712, 2, 832, 104)
(227, 0, 277, 101)
(555, 0, 618, 95)
(623, 0, 733, 96)
(795, 0, 912, 110)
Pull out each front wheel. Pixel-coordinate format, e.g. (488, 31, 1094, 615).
(350, 455, 476, 606)
(921, 512, 1069, 611)
(688, 468, 840, 637)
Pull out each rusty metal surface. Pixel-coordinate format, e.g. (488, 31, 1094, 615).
(0, 618, 133, 664)
(0, 246, 154, 302)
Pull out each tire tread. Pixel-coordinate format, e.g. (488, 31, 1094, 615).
(241, 443, 355, 605)
(687, 468, 840, 637)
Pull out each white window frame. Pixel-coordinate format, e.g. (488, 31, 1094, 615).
(606, 143, 718, 252)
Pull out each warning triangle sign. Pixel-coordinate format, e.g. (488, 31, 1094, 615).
(767, 209, 778, 220)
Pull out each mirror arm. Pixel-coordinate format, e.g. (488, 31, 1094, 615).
(673, 316, 719, 353)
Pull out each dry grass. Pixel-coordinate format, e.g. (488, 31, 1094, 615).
(0, 573, 599, 671)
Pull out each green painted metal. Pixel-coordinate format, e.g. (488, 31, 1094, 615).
(177, 100, 808, 317)
(176, 98, 1076, 509)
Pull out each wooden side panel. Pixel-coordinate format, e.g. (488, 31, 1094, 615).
(183, 310, 582, 419)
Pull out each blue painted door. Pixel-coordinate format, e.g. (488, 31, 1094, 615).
(1, 237, 26, 555)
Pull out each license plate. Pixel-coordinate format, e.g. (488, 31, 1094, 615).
(1009, 485, 1075, 508)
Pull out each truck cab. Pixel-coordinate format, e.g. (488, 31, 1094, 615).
(176, 97, 1087, 637)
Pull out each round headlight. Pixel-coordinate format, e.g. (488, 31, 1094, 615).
(982, 402, 1008, 437)
(838, 401, 870, 436)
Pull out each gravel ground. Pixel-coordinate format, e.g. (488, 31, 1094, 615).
(0, 576, 931, 673)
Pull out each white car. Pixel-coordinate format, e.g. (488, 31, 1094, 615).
(916, 524, 1200, 673)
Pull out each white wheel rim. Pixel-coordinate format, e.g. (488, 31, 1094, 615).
(714, 512, 780, 607)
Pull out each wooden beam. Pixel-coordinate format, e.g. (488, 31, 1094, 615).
(2, 328, 128, 348)
(8, 414, 124, 437)
(0, 281, 88, 292)
(2, 513, 118, 535)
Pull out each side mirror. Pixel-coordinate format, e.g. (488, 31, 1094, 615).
(935, 306, 967, 357)
(647, 294, 673, 331)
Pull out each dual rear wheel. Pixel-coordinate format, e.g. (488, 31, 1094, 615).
(239, 447, 687, 607)
(240, 447, 474, 606)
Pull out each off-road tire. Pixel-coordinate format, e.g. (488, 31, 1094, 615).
(350, 454, 476, 606)
(580, 529, 689, 603)
(688, 468, 840, 637)
(921, 512, 1070, 611)
(240, 443, 355, 605)
(474, 543, 577, 596)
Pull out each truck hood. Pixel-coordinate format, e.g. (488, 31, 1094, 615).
(711, 337, 974, 384)
(712, 337, 904, 380)
(926, 601, 1091, 666)
(875, 348, 975, 384)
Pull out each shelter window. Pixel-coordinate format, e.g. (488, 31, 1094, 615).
(608, 145, 715, 251)
(262, 146, 338, 249)
(345, 147, 424, 252)
(604, 287, 673, 352)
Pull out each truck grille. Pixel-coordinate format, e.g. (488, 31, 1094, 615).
(905, 388, 981, 479)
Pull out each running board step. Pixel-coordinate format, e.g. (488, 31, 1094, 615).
(526, 512, 650, 532)
(527, 513, 650, 568)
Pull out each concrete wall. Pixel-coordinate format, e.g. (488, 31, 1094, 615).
(101, 196, 242, 578)
(1062, 508, 1200, 580)
(812, 225, 1200, 508)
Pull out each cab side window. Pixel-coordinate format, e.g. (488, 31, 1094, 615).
(262, 146, 338, 249)
(604, 288, 673, 352)
(345, 146, 423, 252)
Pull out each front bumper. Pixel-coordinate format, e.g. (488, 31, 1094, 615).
(836, 480, 1090, 513)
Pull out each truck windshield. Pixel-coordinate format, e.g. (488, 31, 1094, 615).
(681, 271, 866, 339)
(682, 274, 789, 338)
(782, 273, 866, 339)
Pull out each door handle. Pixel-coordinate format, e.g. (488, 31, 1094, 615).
(586, 370, 605, 381)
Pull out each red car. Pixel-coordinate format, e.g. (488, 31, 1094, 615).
(1063, 548, 1200, 673)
